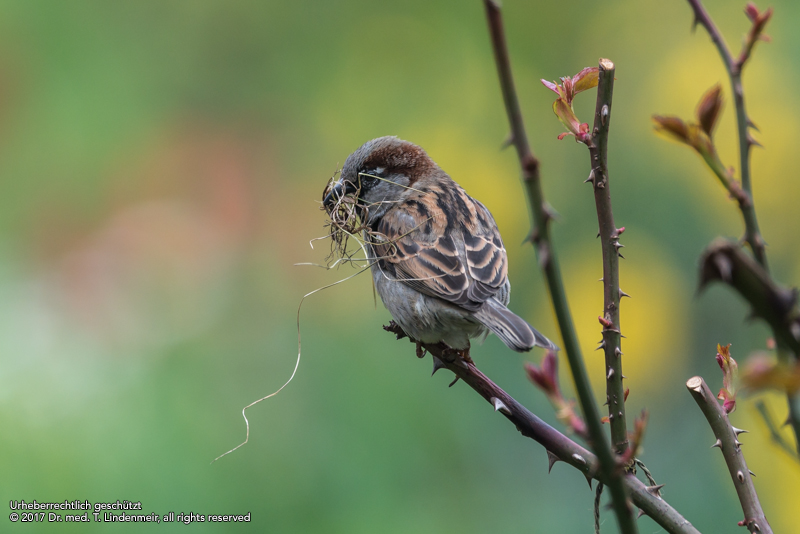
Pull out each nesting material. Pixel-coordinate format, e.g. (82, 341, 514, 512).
(320, 174, 390, 267)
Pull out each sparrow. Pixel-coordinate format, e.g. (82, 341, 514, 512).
(323, 136, 557, 356)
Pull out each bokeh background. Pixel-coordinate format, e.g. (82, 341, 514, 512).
(3, 0, 799, 532)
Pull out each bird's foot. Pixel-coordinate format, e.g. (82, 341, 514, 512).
(442, 346, 473, 366)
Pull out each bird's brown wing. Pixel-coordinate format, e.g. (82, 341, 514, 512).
(371, 191, 508, 312)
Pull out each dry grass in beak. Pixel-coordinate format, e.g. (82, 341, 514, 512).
(320, 174, 392, 267)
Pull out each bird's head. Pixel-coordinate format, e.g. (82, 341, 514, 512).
(323, 136, 436, 223)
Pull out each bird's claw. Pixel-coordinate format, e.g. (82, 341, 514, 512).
(383, 321, 408, 340)
(442, 346, 473, 366)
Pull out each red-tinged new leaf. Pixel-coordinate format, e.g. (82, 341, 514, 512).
(715, 344, 738, 413)
(717, 344, 738, 390)
(572, 67, 599, 95)
(696, 84, 723, 137)
(541, 79, 561, 96)
(741, 354, 800, 394)
(618, 410, 649, 466)
(553, 99, 581, 134)
(525, 351, 560, 397)
(717, 388, 737, 414)
(745, 2, 761, 21)
(652, 115, 691, 144)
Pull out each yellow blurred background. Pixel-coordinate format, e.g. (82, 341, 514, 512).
(2, 0, 798, 532)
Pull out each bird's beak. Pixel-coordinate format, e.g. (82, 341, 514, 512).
(323, 179, 358, 210)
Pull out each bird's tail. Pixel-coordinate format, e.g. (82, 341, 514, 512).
(474, 298, 558, 352)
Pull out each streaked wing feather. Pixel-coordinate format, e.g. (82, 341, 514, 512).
(373, 192, 507, 312)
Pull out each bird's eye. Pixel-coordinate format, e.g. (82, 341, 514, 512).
(359, 170, 380, 188)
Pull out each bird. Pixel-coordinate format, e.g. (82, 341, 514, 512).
(323, 136, 557, 357)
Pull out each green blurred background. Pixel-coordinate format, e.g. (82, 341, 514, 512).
(2, 0, 799, 532)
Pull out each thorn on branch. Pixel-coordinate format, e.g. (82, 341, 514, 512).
(491, 396, 511, 415)
(542, 203, 560, 225)
(747, 134, 763, 148)
(547, 450, 560, 473)
(646, 484, 666, 498)
(500, 133, 514, 150)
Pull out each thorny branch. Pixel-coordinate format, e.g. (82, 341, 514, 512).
(699, 239, 800, 356)
(685, 0, 800, 455)
(700, 239, 800, 452)
(686, 0, 768, 270)
(482, 2, 638, 532)
(754, 400, 800, 460)
(686, 376, 771, 534)
(383, 322, 700, 534)
(586, 59, 629, 457)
